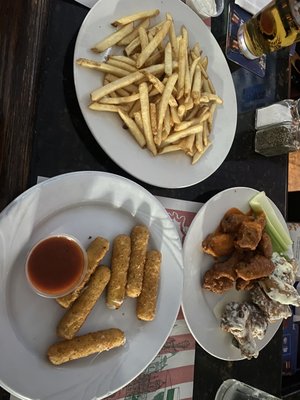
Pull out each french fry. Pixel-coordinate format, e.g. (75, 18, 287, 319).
(108, 55, 136, 66)
(118, 109, 146, 147)
(189, 56, 201, 86)
(118, 18, 150, 46)
(111, 9, 160, 27)
(177, 36, 186, 99)
(139, 26, 149, 50)
(166, 13, 178, 59)
(106, 58, 137, 73)
(170, 106, 181, 124)
(181, 134, 195, 156)
(92, 23, 134, 53)
(91, 64, 167, 101)
(208, 78, 216, 95)
(99, 93, 140, 104)
(144, 49, 164, 67)
(157, 73, 178, 135)
(203, 120, 209, 146)
(89, 103, 127, 112)
(143, 72, 177, 107)
(184, 49, 192, 100)
(164, 106, 171, 136)
(150, 103, 158, 136)
(134, 111, 144, 133)
(125, 37, 141, 56)
(136, 20, 171, 68)
(178, 104, 185, 119)
(159, 144, 182, 154)
(201, 55, 208, 70)
(163, 124, 203, 144)
(192, 64, 201, 100)
(164, 42, 172, 77)
(195, 129, 204, 153)
(208, 103, 217, 133)
(139, 82, 157, 155)
(202, 92, 223, 104)
(192, 141, 211, 164)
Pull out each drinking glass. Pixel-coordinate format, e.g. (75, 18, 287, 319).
(238, 0, 300, 59)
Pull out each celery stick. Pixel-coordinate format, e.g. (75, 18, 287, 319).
(249, 191, 292, 253)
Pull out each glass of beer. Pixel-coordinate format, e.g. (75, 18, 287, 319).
(238, 0, 300, 59)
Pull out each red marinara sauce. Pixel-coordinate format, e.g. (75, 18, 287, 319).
(26, 235, 87, 297)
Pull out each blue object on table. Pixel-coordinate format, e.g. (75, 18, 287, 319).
(225, 3, 266, 78)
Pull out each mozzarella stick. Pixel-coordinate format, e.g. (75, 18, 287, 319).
(57, 266, 111, 340)
(56, 237, 109, 309)
(106, 235, 131, 309)
(126, 226, 150, 298)
(136, 250, 161, 321)
(48, 328, 125, 365)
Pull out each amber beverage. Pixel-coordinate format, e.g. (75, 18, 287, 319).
(238, 0, 300, 59)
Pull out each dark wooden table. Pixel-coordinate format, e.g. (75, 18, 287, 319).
(0, 0, 292, 399)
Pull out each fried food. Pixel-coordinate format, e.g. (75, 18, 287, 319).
(250, 284, 292, 322)
(257, 232, 273, 258)
(235, 254, 275, 281)
(220, 301, 268, 359)
(220, 208, 253, 233)
(106, 234, 131, 309)
(235, 212, 266, 251)
(235, 278, 255, 291)
(202, 232, 234, 258)
(126, 225, 150, 298)
(137, 250, 161, 321)
(202, 251, 242, 293)
(57, 237, 109, 309)
(57, 266, 111, 340)
(258, 252, 300, 307)
(48, 328, 126, 365)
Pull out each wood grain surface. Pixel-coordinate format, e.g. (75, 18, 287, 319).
(0, 0, 50, 211)
(289, 151, 300, 192)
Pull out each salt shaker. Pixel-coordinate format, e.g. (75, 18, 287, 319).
(254, 99, 300, 156)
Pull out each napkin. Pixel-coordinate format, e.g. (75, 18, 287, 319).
(235, 0, 269, 15)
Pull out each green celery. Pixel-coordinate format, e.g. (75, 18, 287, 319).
(249, 191, 292, 254)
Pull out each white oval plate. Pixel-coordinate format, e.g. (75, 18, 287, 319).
(0, 171, 183, 400)
(182, 187, 290, 361)
(73, 0, 237, 189)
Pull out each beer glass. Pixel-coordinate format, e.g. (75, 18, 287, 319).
(215, 379, 281, 400)
(237, 0, 300, 59)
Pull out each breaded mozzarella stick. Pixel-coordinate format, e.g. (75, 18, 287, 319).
(137, 250, 161, 321)
(126, 225, 149, 297)
(48, 328, 125, 365)
(57, 266, 111, 339)
(106, 235, 131, 309)
(57, 237, 109, 308)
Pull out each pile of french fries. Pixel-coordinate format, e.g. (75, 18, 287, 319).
(76, 9, 223, 164)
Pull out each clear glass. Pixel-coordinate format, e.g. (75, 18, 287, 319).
(237, 0, 300, 59)
(215, 379, 281, 400)
(254, 99, 300, 156)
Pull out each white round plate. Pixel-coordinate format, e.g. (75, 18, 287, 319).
(182, 187, 291, 361)
(73, 0, 237, 189)
(0, 171, 183, 400)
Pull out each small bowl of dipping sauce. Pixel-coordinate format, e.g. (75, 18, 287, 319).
(25, 234, 87, 298)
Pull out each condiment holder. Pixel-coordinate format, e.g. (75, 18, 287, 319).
(254, 99, 300, 157)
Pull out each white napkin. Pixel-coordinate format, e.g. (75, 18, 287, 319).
(235, 0, 270, 15)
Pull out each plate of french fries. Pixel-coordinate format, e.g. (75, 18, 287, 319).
(0, 172, 183, 400)
(73, 0, 237, 188)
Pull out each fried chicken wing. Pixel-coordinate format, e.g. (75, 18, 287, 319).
(220, 208, 254, 233)
(202, 252, 242, 294)
(236, 254, 275, 281)
(257, 232, 273, 259)
(202, 232, 234, 258)
(235, 213, 266, 251)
